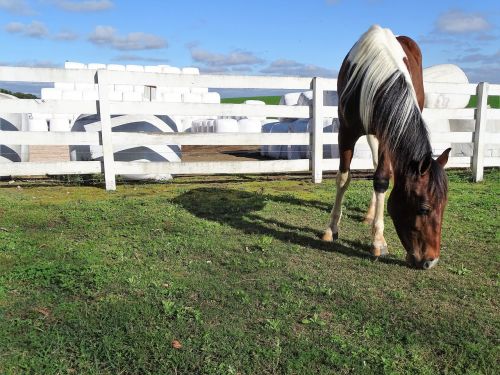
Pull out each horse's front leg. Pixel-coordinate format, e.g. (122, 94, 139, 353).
(371, 151, 391, 257)
(364, 191, 377, 225)
(323, 145, 354, 242)
(363, 135, 379, 225)
(323, 169, 351, 242)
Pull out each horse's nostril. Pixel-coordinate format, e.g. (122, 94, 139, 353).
(422, 258, 439, 270)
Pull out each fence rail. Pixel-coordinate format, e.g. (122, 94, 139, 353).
(0, 66, 499, 190)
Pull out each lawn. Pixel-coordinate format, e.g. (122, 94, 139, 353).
(467, 95, 500, 109)
(221, 95, 500, 109)
(0, 170, 498, 374)
(221, 96, 281, 105)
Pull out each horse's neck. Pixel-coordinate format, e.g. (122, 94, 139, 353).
(383, 115, 432, 175)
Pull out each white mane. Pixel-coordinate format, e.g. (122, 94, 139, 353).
(344, 25, 419, 139)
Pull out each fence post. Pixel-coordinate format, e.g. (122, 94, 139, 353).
(472, 82, 488, 182)
(96, 70, 117, 191)
(311, 77, 324, 183)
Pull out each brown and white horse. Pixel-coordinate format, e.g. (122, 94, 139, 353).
(322, 25, 451, 269)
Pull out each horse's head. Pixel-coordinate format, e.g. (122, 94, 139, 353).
(387, 148, 451, 270)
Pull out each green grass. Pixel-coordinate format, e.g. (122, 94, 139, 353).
(222, 95, 500, 109)
(221, 96, 281, 105)
(221, 95, 500, 109)
(467, 95, 500, 108)
(0, 170, 498, 374)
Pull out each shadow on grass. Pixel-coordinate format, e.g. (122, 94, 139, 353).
(0, 175, 106, 189)
(172, 187, 407, 268)
(342, 201, 371, 222)
(0, 174, 310, 189)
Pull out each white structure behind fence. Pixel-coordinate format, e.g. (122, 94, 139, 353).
(0, 66, 499, 190)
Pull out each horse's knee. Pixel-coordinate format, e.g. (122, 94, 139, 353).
(373, 176, 389, 193)
(337, 171, 351, 189)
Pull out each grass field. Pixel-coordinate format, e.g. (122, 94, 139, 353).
(221, 95, 500, 109)
(221, 96, 281, 105)
(0, 170, 498, 374)
(467, 95, 500, 109)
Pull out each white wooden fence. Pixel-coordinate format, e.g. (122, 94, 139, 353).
(0, 66, 499, 191)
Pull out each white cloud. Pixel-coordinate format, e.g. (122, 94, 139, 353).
(422, 9, 499, 84)
(5, 21, 79, 41)
(261, 59, 337, 77)
(450, 49, 500, 83)
(89, 26, 167, 50)
(5, 21, 49, 38)
(0, 59, 60, 68)
(111, 54, 169, 63)
(454, 50, 500, 65)
(53, 30, 79, 41)
(462, 65, 500, 84)
(474, 33, 498, 42)
(0, 0, 34, 15)
(436, 10, 490, 34)
(188, 45, 337, 77)
(189, 45, 264, 68)
(195, 66, 232, 74)
(419, 34, 460, 45)
(52, 0, 113, 12)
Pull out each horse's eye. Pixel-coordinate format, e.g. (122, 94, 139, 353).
(417, 207, 431, 216)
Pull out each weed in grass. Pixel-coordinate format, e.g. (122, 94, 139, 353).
(264, 318, 282, 332)
(388, 289, 407, 300)
(161, 299, 177, 317)
(301, 313, 327, 327)
(447, 264, 473, 276)
(233, 289, 251, 304)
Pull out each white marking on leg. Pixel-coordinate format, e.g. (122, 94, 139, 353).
(364, 191, 377, 224)
(371, 192, 388, 256)
(364, 135, 378, 224)
(323, 171, 351, 241)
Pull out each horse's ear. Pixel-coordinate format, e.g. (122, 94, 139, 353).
(436, 148, 451, 167)
(418, 152, 433, 175)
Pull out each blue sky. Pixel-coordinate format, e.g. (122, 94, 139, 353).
(0, 0, 498, 96)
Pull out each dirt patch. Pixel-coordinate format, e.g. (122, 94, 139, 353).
(181, 145, 265, 162)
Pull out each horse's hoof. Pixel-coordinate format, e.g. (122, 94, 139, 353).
(322, 231, 338, 242)
(371, 244, 389, 257)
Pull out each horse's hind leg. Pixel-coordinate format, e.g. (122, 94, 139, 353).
(322, 136, 356, 242)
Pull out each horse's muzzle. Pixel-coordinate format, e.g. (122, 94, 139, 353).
(422, 258, 439, 270)
(406, 254, 439, 270)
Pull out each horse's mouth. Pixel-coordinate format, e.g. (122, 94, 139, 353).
(406, 253, 439, 270)
(422, 258, 439, 270)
